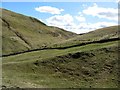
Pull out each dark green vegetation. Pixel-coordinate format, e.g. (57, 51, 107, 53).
(1, 8, 120, 88)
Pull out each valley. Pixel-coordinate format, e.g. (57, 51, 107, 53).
(1, 8, 120, 88)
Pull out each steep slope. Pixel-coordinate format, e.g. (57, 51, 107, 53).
(1, 8, 77, 55)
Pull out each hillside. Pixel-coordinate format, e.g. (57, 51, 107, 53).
(2, 8, 120, 88)
(51, 25, 119, 48)
(1, 8, 77, 55)
(3, 40, 119, 88)
(1, 8, 119, 56)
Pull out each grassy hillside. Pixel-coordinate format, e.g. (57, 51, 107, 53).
(51, 26, 119, 48)
(1, 8, 77, 55)
(1, 8, 119, 55)
(2, 8, 119, 88)
(2, 40, 119, 88)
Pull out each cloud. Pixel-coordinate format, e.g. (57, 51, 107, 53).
(83, 3, 118, 21)
(35, 6, 64, 14)
(63, 22, 117, 34)
(75, 15, 86, 22)
(116, 0, 120, 3)
(46, 14, 74, 27)
(46, 14, 79, 33)
(75, 22, 117, 34)
(46, 14, 117, 34)
(44, 3, 118, 34)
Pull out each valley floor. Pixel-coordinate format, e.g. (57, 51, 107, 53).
(2, 40, 119, 88)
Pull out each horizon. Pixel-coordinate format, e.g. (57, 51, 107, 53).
(1, 2, 119, 34)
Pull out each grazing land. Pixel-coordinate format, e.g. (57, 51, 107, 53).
(1, 8, 119, 88)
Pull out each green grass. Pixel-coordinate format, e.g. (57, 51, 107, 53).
(2, 8, 119, 88)
(2, 40, 119, 88)
(2, 8, 119, 55)
(2, 8, 77, 55)
(52, 26, 119, 48)
(3, 40, 118, 64)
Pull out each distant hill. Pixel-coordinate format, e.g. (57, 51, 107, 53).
(53, 25, 119, 48)
(1, 8, 77, 55)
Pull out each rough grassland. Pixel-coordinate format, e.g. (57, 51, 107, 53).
(2, 40, 119, 88)
(1, 8, 119, 88)
(1, 8, 77, 55)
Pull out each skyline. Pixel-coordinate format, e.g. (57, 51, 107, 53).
(2, 2, 119, 34)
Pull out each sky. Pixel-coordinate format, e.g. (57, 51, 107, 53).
(1, 2, 119, 34)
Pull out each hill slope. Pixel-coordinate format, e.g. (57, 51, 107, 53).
(1, 8, 77, 55)
(1, 8, 119, 55)
(52, 25, 119, 48)
(3, 40, 119, 88)
(1, 8, 119, 88)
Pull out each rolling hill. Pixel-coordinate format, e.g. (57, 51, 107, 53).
(51, 25, 119, 48)
(1, 8, 77, 55)
(1, 8, 120, 88)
